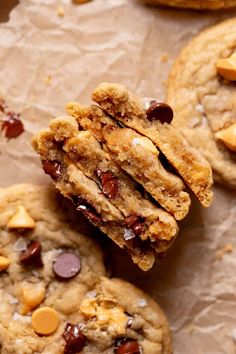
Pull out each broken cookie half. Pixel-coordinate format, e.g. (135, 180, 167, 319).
(32, 83, 213, 271)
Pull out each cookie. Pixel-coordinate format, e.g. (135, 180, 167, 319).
(166, 18, 236, 188)
(65, 104, 190, 220)
(32, 114, 179, 271)
(102, 125, 191, 219)
(144, 0, 236, 9)
(0, 184, 172, 353)
(92, 82, 213, 207)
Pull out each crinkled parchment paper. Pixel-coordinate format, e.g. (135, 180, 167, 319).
(0, 1, 236, 353)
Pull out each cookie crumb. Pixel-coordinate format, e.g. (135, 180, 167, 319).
(160, 53, 169, 63)
(215, 243, 233, 260)
(57, 6, 65, 17)
(44, 75, 52, 86)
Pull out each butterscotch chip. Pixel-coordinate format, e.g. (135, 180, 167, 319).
(217, 53, 236, 81)
(215, 123, 236, 152)
(32, 307, 60, 335)
(0, 255, 10, 272)
(80, 298, 128, 336)
(7, 205, 36, 230)
(20, 283, 45, 315)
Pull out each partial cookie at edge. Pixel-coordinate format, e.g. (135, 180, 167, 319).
(166, 18, 236, 188)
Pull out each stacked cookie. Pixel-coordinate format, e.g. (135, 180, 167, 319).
(33, 83, 213, 271)
(0, 184, 172, 354)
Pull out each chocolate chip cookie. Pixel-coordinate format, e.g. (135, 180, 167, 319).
(92, 83, 213, 207)
(64, 105, 190, 220)
(144, 0, 236, 9)
(0, 184, 172, 353)
(166, 18, 236, 188)
(32, 83, 213, 270)
(32, 115, 179, 271)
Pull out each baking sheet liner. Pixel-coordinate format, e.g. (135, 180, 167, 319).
(0, 1, 236, 352)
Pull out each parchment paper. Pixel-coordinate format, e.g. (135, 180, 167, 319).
(0, 1, 236, 353)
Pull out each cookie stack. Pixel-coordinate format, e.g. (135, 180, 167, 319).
(0, 184, 172, 354)
(33, 83, 213, 271)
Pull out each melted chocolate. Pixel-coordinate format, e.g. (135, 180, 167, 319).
(0, 100, 24, 139)
(124, 215, 144, 236)
(97, 169, 119, 199)
(73, 196, 103, 225)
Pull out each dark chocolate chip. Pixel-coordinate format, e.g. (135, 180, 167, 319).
(97, 169, 119, 199)
(146, 102, 173, 124)
(124, 215, 144, 236)
(74, 196, 102, 225)
(1, 113, 24, 139)
(53, 252, 81, 280)
(63, 323, 86, 354)
(124, 215, 139, 229)
(20, 241, 43, 267)
(114, 338, 142, 354)
(42, 160, 62, 180)
(132, 223, 143, 236)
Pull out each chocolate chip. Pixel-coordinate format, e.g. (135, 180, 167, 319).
(124, 215, 139, 228)
(20, 241, 43, 267)
(1, 113, 24, 139)
(146, 102, 173, 124)
(124, 215, 144, 236)
(114, 338, 142, 354)
(42, 160, 62, 180)
(132, 223, 143, 236)
(74, 196, 102, 225)
(53, 252, 81, 280)
(63, 323, 86, 354)
(97, 169, 119, 199)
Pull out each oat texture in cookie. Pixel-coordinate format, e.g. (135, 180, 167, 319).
(0, 184, 172, 353)
(144, 0, 236, 9)
(167, 18, 236, 188)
